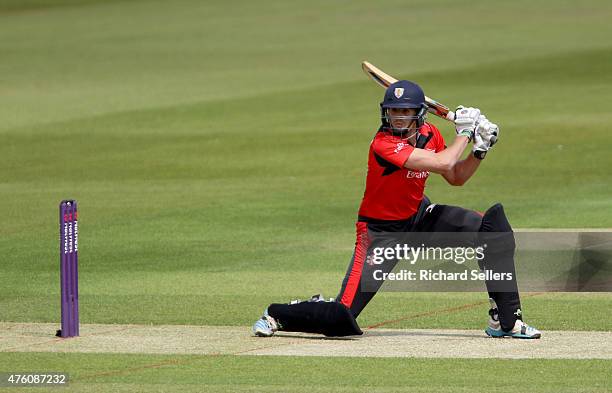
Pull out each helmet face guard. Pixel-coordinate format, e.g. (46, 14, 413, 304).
(380, 104, 428, 139)
(379, 80, 428, 140)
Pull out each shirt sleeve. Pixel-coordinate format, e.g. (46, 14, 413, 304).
(372, 135, 415, 168)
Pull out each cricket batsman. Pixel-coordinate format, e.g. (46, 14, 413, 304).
(253, 80, 541, 339)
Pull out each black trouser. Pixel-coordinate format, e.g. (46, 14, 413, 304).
(336, 196, 522, 331)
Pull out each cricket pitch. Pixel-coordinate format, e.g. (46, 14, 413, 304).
(1, 323, 610, 360)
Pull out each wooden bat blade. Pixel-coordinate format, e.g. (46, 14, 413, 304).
(361, 61, 455, 122)
(362, 61, 396, 88)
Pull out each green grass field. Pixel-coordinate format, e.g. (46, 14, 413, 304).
(1, 0, 611, 391)
(2, 354, 611, 393)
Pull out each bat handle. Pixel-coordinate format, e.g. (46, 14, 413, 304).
(427, 106, 456, 123)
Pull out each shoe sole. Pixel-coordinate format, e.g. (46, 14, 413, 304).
(485, 327, 541, 339)
(253, 329, 274, 337)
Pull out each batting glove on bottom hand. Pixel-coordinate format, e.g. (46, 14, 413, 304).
(472, 115, 500, 160)
(454, 106, 481, 141)
(472, 132, 489, 159)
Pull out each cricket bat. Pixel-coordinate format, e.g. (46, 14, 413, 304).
(362, 61, 455, 122)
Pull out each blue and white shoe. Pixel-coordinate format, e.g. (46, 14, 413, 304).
(485, 319, 541, 339)
(252, 308, 278, 337)
(484, 300, 541, 339)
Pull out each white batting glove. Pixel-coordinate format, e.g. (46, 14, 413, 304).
(476, 115, 499, 146)
(472, 131, 489, 160)
(454, 106, 481, 140)
(472, 115, 500, 159)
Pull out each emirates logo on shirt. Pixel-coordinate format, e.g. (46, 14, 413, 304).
(407, 170, 429, 179)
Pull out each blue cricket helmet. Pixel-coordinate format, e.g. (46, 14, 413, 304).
(381, 80, 426, 109)
(380, 80, 428, 134)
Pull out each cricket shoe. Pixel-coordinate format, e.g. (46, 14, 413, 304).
(485, 319, 541, 339)
(484, 299, 541, 339)
(252, 308, 279, 337)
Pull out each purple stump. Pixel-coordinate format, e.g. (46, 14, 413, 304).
(59, 200, 79, 338)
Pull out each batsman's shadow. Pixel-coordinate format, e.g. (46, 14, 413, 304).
(272, 330, 481, 340)
(364, 330, 481, 339)
(273, 333, 360, 341)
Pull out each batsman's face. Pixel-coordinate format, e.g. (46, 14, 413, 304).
(388, 108, 417, 129)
